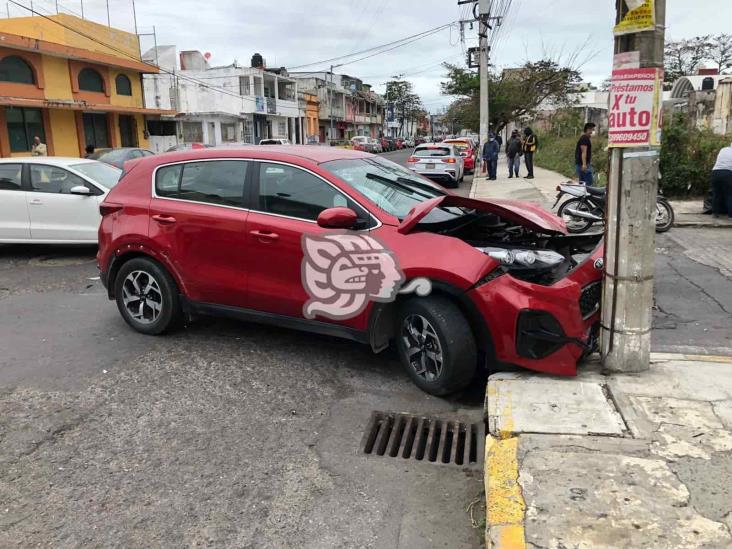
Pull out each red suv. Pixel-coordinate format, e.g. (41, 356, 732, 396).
(98, 147, 603, 395)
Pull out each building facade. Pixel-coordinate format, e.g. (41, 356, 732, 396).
(142, 50, 302, 150)
(0, 14, 169, 157)
(290, 71, 384, 143)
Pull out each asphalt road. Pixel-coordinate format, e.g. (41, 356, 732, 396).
(0, 249, 485, 545)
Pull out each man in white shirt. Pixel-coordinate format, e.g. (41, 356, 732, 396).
(711, 143, 732, 217)
(31, 136, 47, 156)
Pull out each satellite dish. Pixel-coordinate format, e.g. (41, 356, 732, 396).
(204, 52, 212, 61)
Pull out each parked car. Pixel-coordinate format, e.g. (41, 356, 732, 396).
(395, 138, 405, 150)
(369, 138, 383, 153)
(406, 143, 464, 188)
(384, 138, 397, 151)
(380, 137, 391, 152)
(351, 136, 370, 151)
(0, 157, 122, 244)
(443, 138, 477, 174)
(97, 146, 603, 396)
(165, 143, 213, 152)
(403, 138, 415, 148)
(259, 138, 291, 145)
(87, 147, 155, 168)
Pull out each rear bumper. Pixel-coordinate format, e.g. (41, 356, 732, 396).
(409, 167, 458, 183)
(467, 243, 604, 376)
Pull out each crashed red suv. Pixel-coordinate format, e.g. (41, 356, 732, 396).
(98, 146, 603, 395)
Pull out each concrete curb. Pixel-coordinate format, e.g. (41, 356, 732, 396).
(673, 220, 732, 229)
(482, 352, 732, 548)
(484, 436, 526, 549)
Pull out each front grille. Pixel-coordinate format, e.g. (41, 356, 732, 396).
(361, 412, 484, 469)
(580, 281, 602, 319)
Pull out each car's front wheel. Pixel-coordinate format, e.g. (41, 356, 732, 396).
(114, 257, 182, 335)
(396, 296, 477, 395)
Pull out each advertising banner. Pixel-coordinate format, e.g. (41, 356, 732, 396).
(608, 67, 663, 148)
(613, 0, 655, 36)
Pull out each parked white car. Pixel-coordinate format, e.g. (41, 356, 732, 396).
(369, 138, 383, 153)
(259, 138, 291, 145)
(406, 144, 464, 188)
(0, 157, 122, 244)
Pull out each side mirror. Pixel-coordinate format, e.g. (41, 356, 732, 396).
(69, 185, 92, 196)
(317, 207, 358, 229)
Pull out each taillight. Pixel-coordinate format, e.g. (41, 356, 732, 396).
(100, 203, 123, 216)
(407, 156, 418, 163)
(442, 157, 456, 164)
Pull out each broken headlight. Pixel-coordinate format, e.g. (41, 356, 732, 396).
(478, 247, 565, 270)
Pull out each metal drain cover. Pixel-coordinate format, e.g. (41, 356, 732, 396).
(361, 411, 484, 469)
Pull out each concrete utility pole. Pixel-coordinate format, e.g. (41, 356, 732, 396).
(478, 0, 490, 143)
(601, 0, 666, 373)
(329, 65, 334, 145)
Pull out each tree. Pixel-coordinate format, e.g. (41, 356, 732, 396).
(664, 35, 712, 88)
(707, 33, 732, 74)
(440, 59, 581, 134)
(384, 80, 424, 136)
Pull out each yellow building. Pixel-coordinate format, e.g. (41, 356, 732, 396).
(0, 14, 173, 157)
(302, 92, 320, 143)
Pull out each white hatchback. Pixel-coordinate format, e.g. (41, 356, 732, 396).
(406, 144, 464, 188)
(0, 157, 122, 244)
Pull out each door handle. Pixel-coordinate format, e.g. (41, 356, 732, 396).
(29, 198, 43, 205)
(152, 214, 176, 225)
(250, 229, 279, 242)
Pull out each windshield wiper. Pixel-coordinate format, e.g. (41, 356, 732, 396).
(365, 172, 436, 199)
(395, 176, 447, 195)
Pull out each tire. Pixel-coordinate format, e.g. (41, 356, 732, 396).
(655, 197, 674, 233)
(558, 197, 595, 233)
(114, 257, 182, 335)
(395, 296, 477, 396)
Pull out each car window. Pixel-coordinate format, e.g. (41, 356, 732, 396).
(142, 150, 155, 157)
(0, 164, 22, 190)
(29, 165, 91, 194)
(70, 162, 121, 189)
(128, 150, 143, 159)
(414, 147, 451, 157)
(257, 162, 360, 222)
(155, 160, 248, 207)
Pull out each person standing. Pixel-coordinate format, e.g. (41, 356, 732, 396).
(506, 130, 522, 178)
(482, 133, 500, 180)
(31, 136, 47, 156)
(575, 122, 596, 186)
(710, 142, 732, 218)
(522, 127, 537, 179)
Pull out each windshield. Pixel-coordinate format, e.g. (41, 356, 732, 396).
(445, 141, 469, 151)
(321, 157, 463, 221)
(91, 149, 130, 163)
(70, 162, 122, 189)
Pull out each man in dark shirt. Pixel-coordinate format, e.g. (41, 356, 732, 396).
(575, 122, 596, 186)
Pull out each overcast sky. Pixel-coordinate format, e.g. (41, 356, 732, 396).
(15, 0, 732, 112)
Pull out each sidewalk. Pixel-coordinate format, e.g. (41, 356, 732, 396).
(484, 354, 732, 548)
(470, 159, 732, 229)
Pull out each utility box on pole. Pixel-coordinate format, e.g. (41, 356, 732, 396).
(601, 0, 666, 373)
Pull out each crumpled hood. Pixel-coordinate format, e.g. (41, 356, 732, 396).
(398, 195, 568, 235)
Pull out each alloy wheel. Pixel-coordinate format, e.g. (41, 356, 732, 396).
(402, 314, 444, 382)
(121, 270, 163, 325)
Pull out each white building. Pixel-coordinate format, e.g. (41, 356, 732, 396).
(142, 48, 302, 151)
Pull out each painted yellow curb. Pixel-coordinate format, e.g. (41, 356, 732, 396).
(650, 352, 732, 364)
(484, 435, 526, 549)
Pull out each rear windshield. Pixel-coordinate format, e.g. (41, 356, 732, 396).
(414, 147, 451, 157)
(445, 141, 469, 151)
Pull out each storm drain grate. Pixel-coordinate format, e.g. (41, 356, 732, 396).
(361, 412, 485, 469)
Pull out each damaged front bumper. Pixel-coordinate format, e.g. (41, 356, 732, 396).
(468, 242, 604, 376)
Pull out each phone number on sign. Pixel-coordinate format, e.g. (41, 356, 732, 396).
(610, 131, 649, 142)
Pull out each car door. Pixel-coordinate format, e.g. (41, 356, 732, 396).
(0, 163, 30, 240)
(149, 159, 251, 308)
(27, 164, 102, 242)
(246, 161, 374, 320)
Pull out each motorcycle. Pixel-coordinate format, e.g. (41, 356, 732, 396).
(553, 183, 675, 234)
